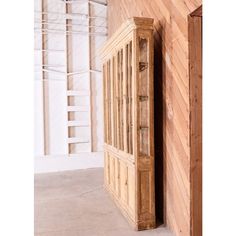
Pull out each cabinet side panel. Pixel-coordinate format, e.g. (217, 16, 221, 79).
(135, 28, 155, 230)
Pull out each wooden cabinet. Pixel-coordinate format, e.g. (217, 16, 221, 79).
(100, 17, 155, 230)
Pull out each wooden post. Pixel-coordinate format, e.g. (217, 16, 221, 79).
(41, 0, 50, 155)
(188, 6, 202, 236)
(66, 2, 73, 154)
(88, 2, 93, 152)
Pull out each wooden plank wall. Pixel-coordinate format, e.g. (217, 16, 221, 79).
(107, 1, 202, 236)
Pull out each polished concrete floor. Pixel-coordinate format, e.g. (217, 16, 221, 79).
(35, 168, 174, 236)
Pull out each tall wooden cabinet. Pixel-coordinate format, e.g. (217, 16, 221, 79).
(100, 17, 155, 230)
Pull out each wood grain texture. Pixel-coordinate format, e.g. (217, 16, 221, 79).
(107, 1, 202, 236)
(189, 6, 202, 236)
(101, 18, 155, 230)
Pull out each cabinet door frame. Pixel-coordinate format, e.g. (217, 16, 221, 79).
(188, 6, 202, 236)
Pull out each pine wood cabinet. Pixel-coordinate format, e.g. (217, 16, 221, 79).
(100, 17, 155, 230)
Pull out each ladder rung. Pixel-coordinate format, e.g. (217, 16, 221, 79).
(68, 138, 90, 144)
(67, 106, 89, 112)
(67, 90, 90, 96)
(68, 121, 90, 127)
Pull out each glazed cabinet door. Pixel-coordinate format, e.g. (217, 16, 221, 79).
(101, 17, 155, 230)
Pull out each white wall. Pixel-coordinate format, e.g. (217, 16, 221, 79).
(90, 4, 106, 152)
(34, 153, 103, 173)
(34, 0, 107, 173)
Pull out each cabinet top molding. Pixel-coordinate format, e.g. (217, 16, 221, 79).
(100, 17, 154, 60)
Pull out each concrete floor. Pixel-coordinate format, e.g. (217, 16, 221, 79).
(35, 168, 174, 236)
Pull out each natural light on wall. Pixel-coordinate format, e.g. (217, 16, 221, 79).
(34, 0, 107, 173)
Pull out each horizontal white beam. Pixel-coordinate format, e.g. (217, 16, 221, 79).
(34, 49, 64, 52)
(35, 28, 107, 36)
(35, 21, 107, 28)
(34, 78, 66, 82)
(41, 68, 65, 75)
(67, 90, 90, 96)
(36, 69, 99, 76)
(35, 11, 106, 19)
(35, 64, 66, 68)
(61, 0, 107, 7)
(68, 138, 90, 144)
(68, 121, 90, 127)
(67, 106, 89, 112)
